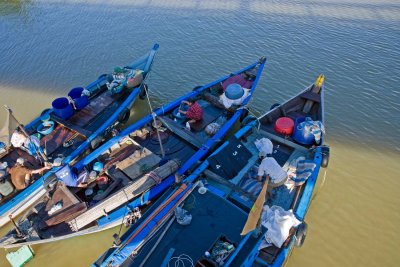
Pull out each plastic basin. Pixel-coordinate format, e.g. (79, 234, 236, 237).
(68, 87, 89, 110)
(52, 97, 74, 119)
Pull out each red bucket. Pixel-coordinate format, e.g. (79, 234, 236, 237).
(274, 117, 294, 135)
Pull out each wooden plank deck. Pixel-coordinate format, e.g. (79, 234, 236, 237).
(116, 148, 161, 180)
(39, 125, 83, 156)
(68, 159, 180, 231)
(158, 117, 204, 148)
(67, 91, 118, 128)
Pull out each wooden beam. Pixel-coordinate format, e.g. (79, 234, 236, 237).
(203, 169, 256, 201)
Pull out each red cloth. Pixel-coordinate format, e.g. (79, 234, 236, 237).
(186, 102, 203, 121)
(222, 74, 254, 91)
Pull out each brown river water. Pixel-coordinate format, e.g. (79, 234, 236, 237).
(0, 0, 399, 266)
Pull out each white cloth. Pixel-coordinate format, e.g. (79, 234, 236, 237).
(0, 162, 8, 170)
(257, 157, 287, 184)
(219, 88, 250, 108)
(259, 205, 301, 248)
(10, 131, 27, 148)
(254, 138, 273, 157)
(300, 117, 325, 144)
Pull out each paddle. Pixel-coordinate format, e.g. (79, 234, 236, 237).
(290, 184, 303, 210)
(240, 175, 270, 236)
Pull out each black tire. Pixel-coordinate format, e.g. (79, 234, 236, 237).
(192, 86, 203, 91)
(270, 103, 280, 110)
(118, 108, 130, 124)
(240, 115, 257, 127)
(239, 109, 249, 122)
(321, 145, 330, 168)
(139, 84, 148, 100)
(294, 222, 308, 247)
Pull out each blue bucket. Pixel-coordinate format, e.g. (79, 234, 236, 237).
(52, 97, 74, 119)
(68, 87, 89, 110)
(292, 123, 315, 145)
(173, 103, 189, 122)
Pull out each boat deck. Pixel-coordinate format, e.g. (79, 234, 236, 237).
(50, 89, 128, 137)
(0, 148, 50, 204)
(158, 99, 228, 149)
(39, 125, 86, 157)
(122, 190, 248, 267)
(24, 129, 198, 240)
(133, 129, 197, 164)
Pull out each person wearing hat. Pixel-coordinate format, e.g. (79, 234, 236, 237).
(8, 158, 51, 190)
(255, 138, 287, 190)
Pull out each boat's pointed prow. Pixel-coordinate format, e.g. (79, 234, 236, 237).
(314, 74, 325, 88)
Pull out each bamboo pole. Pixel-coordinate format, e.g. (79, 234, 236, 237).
(4, 105, 48, 162)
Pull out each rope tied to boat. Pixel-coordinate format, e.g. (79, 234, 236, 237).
(66, 96, 77, 110)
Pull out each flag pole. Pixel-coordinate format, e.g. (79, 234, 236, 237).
(4, 105, 48, 162)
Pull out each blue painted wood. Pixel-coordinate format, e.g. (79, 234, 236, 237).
(160, 248, 176, 267)
(224, 232, 251, 267)
(100, 185, 194, 267)
(92, 58, 267, 266)
(75, 59, 263, 171)
(0, 45, 159, 220)
(295, 147, 322, 220)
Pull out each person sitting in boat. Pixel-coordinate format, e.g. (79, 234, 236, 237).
(255, 138, 288, 190)
(8, 158, 51, 191)
(10, 128, 28, 149)
(10, 128, 42, 158)
(179, 99, 203, 128)
(257, 155, 288, 190)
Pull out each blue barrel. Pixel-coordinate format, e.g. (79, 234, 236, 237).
(52, 97, 74, 119)
(292, 123, 315, 145)
(68, 87, 89, 110)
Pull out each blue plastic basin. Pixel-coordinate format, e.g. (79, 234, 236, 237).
(37, 121, 55, 135)
(225, 83, 244, 100)
(68, 87, 89, 110)
(52, 97, 74, 119)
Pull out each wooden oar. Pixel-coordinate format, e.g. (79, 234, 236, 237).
(290, 184, 303, 210)
(241, 175, 270, 236)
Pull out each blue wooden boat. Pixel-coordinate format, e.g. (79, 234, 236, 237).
(92, 75, 329, 267)
(0, 44, 159, 228)
(0, 57, 266, 248)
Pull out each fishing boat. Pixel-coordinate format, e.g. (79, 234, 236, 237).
(93, 75, 329, 267)
(0, 57, 267, 248)
(0, 44, 159, 228)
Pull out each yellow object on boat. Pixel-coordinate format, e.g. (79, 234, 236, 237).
(241, 177, 269, 236)
(315, 74, 325, 88)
